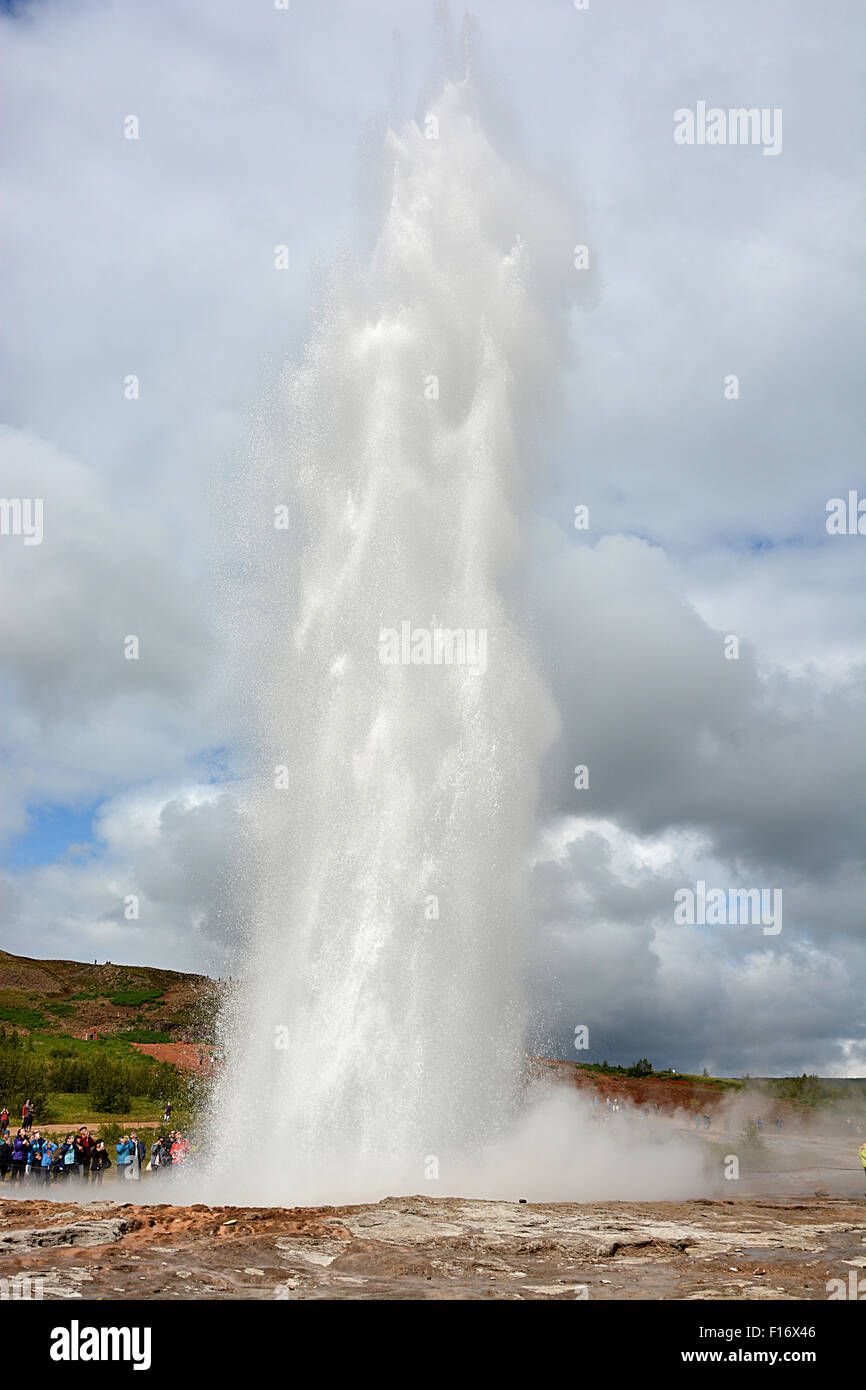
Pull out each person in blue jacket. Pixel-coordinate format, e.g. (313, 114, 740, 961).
(40, 1138, 57, 1184)
(27, 1130, 44, 1181)
(59, 1134, 77, 1180)
(115, 1134, 135, 1177)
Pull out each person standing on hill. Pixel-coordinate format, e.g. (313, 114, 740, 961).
(0, 1106, 8, 1132)
(21, 1100, 33, 1132)
(859, 1140, 866, 1196)
(163, 1101, 172, 1125)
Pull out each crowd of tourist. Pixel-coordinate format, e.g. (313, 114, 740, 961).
(0, 1098, 193, 1184)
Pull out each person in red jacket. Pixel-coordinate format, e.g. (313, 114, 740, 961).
(21, 1099, 34, 1131)
(74, 1127, 94, 1182)
(169, 1133, 190, 1165)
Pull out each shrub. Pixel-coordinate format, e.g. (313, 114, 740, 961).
(108, 989, 164, 1009)
(88, 1057, 132, 1113)
(627, 1058, 654, 1078)
(49, 1058, 92, 1093)
(0, 1005, 45, 1029)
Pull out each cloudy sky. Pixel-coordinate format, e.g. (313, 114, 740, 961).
(1, 0, 863, 1075)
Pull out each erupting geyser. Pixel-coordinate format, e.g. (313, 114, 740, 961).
(205, 76, 581, 1204)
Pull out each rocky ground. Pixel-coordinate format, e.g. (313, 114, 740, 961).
(1, 1191, 863, 1300)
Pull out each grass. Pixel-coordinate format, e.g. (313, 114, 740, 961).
(0, 986, 59, 1032)
(0, 1004, 47, 1029)
(40, 1092, 161, 1125)
(107, 988, 165, 1009)
(575, 1062, 745, 1091)
(44, 1002, 76, 1018)
(26, 1031, 160, 1063)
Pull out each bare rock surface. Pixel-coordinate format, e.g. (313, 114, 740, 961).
(0, 1192, 862, 1300)
(0, 1217, 129, 1251)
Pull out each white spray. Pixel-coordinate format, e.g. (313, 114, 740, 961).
(202, 76, 577, 1204)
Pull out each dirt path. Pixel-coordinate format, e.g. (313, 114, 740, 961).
(130, 1042, 218, 1073)
(16, 1120, 162, 1138)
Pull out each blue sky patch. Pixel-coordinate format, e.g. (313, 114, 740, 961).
(5, 800, 104, 869)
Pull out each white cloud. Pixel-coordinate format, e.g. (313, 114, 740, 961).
(0, 0, 862, 1074)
